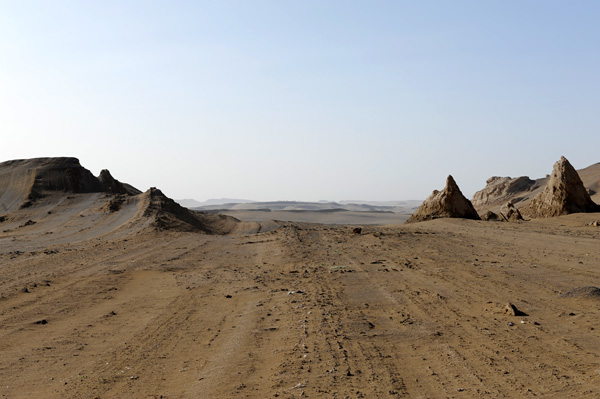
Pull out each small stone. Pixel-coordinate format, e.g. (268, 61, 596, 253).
(504, 302, 528, 316)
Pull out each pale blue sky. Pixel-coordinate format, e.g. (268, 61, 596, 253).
(1, 1, 599, 201)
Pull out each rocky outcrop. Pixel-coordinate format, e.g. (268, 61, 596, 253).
(143, 188, 239, 233)
(522, 156, 600, 218)
(406, 176, 481, 223)
(26, 157, 106, 194)
(480, 202, 523, 222)
(0, 158, 104, 212)
(481, 210, 501, 221)
(98, 169, 141, 195)
(0, 158, 141, 212)
(98, 169, 126, 194)
(501, 202, 524, 222)
(472, 176, 535, 209)
(561, 286, 600, 298)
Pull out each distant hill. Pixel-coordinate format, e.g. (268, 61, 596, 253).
(176, 198, 255, 208)
(191, 200, 421, 214)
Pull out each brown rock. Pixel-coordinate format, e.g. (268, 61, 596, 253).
(501, 202, 524, 222)
(143, 187, 240, 234)
(504, 302, 528, 316)
(406, 176, 481, 223)
(472, 176, 535, 209)
(98, 169, 141, 196)
(0, 158, 141, 212)
(561, 286, 600, 298)
(481, 210, 501, 221)
(522, 156, 600, 218)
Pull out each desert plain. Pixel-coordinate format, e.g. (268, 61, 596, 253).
(1, 158, 600, 398)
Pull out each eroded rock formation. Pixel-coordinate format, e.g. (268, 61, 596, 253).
(471, 176, 535, 209)
(522, 156, 600, 218)
(501, 202, 524, 222)
(407, 175, 481, 223)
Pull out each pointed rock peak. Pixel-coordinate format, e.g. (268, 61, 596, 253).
(446, 175, 459, 190)
(559, 155, 569, 164)
(406, 176, 481, 223)
(98, 169, 114, 181)
(143, 187, 198, 229)
(444, 175, 468, 199)
(98, 169, 140, 195)
(145, 187, 182, 211)
(148, 187, 168, 198)
(99, 169, 124, 195)
(98, 169, 118, 189)
(142, 187, 239, 234)
(523, 156, 600, 218)
(555, 156, 579, 179)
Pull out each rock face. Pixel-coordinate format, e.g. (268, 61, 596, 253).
(24, 157, 106, 194)
(522, 156, 600, 218)
(0, 158, 104, 212)
(98, 169, 141, 196)
(0, 157, 141, 213)
(406, 176, 481, 223)
(471, 176, 536, 209)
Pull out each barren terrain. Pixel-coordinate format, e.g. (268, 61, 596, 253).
(2, 190, 600, 398)
(214, 209, 412, 225)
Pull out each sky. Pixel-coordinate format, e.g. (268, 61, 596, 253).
(1, 1, 600, 202)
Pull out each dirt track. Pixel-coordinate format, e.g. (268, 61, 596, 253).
(2, 199, 600, 398)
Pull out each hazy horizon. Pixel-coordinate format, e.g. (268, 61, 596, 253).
(2, 1, 599, 202)
(176, 198, 425, 205)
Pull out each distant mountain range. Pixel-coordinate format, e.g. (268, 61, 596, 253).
(175, 199, 423, 214)
(175, 198, 255, 208)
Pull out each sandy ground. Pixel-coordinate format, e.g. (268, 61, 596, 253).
(216, 209, 412, 225)
(2, 196, 600, 398)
